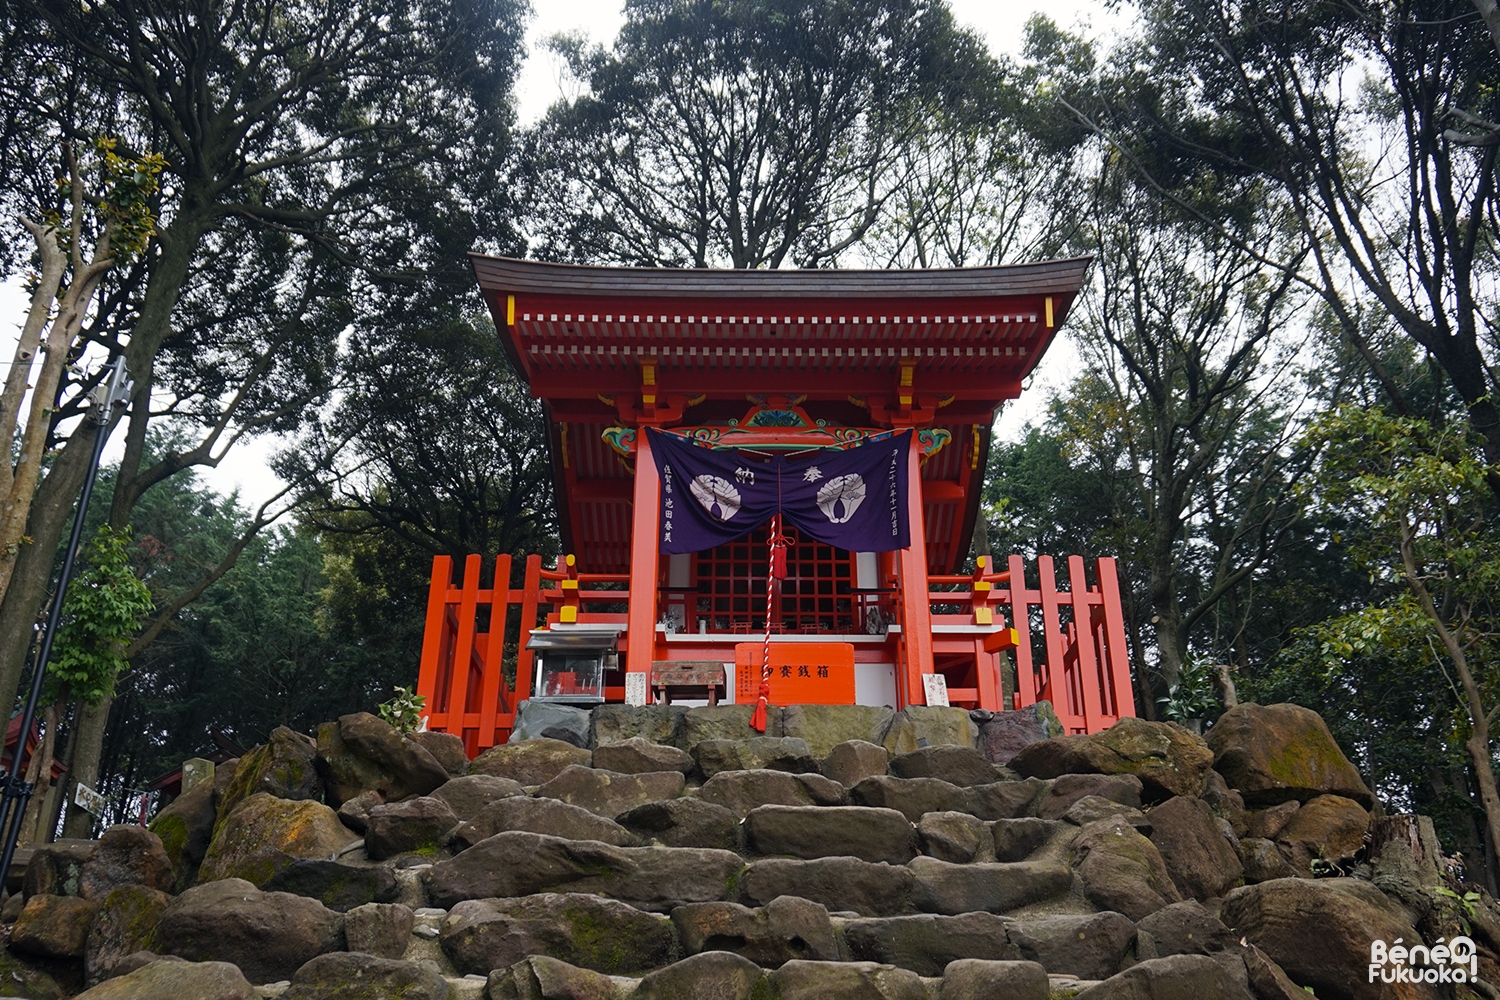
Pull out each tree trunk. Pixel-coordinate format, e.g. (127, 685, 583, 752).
(1213, 662, 1238, 708)
(0, 430, 102, 724)
(18, 701, 61, 845)
(60, 697, 111, 839)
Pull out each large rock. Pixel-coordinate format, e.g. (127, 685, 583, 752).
(781, 705, 895, 758)
(281, 952, 450, 1000)
(839, 913, 1018, 975)
(1202, 771, 1249, 837)
(1274, 793, 1370, 872)
(618, 798, 740, 851)
(1136, 900, 1238, 956)
(692, 737, 819, 777)
(634, 951, 764, 1000)
(745, 804, 917, 863)
(511, 701, 593, 745)
(424, 831, 743, 911)
(217, 726, 321, 824)
(343, 901, 415, 958)
(963, 778, 1051, 819)
(849, 775, 965, 821)
(534, 765, 685, 818)
(888, 745, 997, 787)
(364, 794, 459, 860)
(672, 897, 839, 965)
(155, 878, 342, 983)
(1062, 795, 1152, 832)
(409, 730, 469, 777)
(917, 811, 991, 863)
(429, 773, 526, 821)
(84, 885, 172, 985)
(1017, 721, 1206, 799)
(908, 857, 1072, 915)
(452, 796, 637, 850)
(72, 960, 255, 1000)
(440, 893, 675, 976)
(741, 857, 915, 916)
(1077, 718, 1214, 800)
(991, 817, 1070, 862)
(1206, 703, 1373, 807)
(469, 739, 591, 786)
(591, 704, 686, 747)
(820, 740, 890, 788)
(591, 738, 694, 775)
(1246, 800, 1301, 840)
(316, 712, 449, 807)
(698, 768, 848, 818)
(772, 960, 927, 1000)
(11, 893, 97, 958)
(1147, 796, 1244, 901)
(79, 825, 175, 900)
(149, 763, 235, 891)
(1071, 816, 1183, 920)
(334, 789, 383, 835)
(1221, 877, 1437, 1000)
(1009, 911, 1137, 980)
(1073, 954, 1255, 1000)
(24, 839, 99, 898)
(939, 959, 1049, 1000)
(197, 792, 359, 884)
(977, 703, 1062, 764)
(1038, 773, 1142, 820)
(681, 705, 783, 744)
(1238, 838, 1301, 884)
(486, 955, 618, 1000)
(880, 706, 976, 755)
(259, 858, 400, 912)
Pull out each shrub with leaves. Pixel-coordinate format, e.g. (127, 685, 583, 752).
(47, 525, 153, 705)
(378, 685, 427, 734)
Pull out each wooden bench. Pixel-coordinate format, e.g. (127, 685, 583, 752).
(651, 660, 727, 706)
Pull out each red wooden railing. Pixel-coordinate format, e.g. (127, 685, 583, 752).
(416, 551, 1135, 751)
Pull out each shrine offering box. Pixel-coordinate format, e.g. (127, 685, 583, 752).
(734, 642, 856, 705)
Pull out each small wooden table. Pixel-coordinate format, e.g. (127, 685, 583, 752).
(651, 660, 727, 705)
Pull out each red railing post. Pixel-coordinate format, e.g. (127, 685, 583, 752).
(416, 556, 453, 730)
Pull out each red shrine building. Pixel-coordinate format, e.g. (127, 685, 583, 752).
(416, 256, 1135, 753)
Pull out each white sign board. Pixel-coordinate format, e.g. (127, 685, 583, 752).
(624, 672, 648, 707)
(922, 673, 950, 708)
(74, 782, 106, 817)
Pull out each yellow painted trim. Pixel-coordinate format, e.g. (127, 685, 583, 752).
(560, 605, 578, 623)
(1045, 296, 1054, 328)
(974, 580, 992, 592)
(565, 553, 576, 567)
(561, 578, 579, 591)
(975, 606, 994, 625)
(507, 294, 515, 326)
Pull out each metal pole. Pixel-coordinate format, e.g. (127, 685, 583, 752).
(0, 359, 131, 890)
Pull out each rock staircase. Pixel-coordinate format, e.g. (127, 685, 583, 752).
(0, 702, 1488, 1000)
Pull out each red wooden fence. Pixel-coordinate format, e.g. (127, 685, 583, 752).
(416, 551, 1135, 751)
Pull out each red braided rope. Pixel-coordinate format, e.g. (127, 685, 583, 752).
(750, 513, 788, 732)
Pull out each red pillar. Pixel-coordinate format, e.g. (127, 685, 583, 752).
(626, 431, 662, 686)
(897, 433, 933, 706)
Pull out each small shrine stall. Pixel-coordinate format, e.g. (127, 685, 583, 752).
(416, 257, 1134, 753)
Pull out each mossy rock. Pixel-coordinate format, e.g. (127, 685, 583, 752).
(1207, 702, 1372, 807)
(198, 793, 358, 884)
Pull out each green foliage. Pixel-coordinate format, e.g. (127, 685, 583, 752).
(377, 686, 427, 735)
(48, 525, 153, 705)
(1155, 658, 1220, 723)
(1436, 886, 1482, 935)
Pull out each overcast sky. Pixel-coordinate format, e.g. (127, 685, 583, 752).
(7, 0, 1111, 505)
